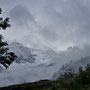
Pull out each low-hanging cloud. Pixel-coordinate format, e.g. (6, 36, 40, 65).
(0, 0, 90, 51)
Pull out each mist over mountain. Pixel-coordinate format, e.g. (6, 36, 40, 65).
(1, 0, 90, 50)
(0, 42, 90, 87)
(52, 56, 90, 80)
(10, 5, 35, 23)
(0, 0, 90, 88)
(10, 5, 37, 28)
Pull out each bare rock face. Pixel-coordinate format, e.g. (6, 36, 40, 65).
(9, 42, 36, 64)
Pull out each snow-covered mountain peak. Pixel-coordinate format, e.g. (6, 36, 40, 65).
(9, 42, 54, 66)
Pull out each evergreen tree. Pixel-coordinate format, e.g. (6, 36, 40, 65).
(0, 8, 17, 69)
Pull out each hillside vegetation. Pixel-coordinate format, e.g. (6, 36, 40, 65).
(0, 64, 90, 90)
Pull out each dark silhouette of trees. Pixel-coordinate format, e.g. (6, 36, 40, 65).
(0, 8, 17, 69)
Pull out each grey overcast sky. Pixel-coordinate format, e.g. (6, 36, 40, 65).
(0, 0, 90, 51)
